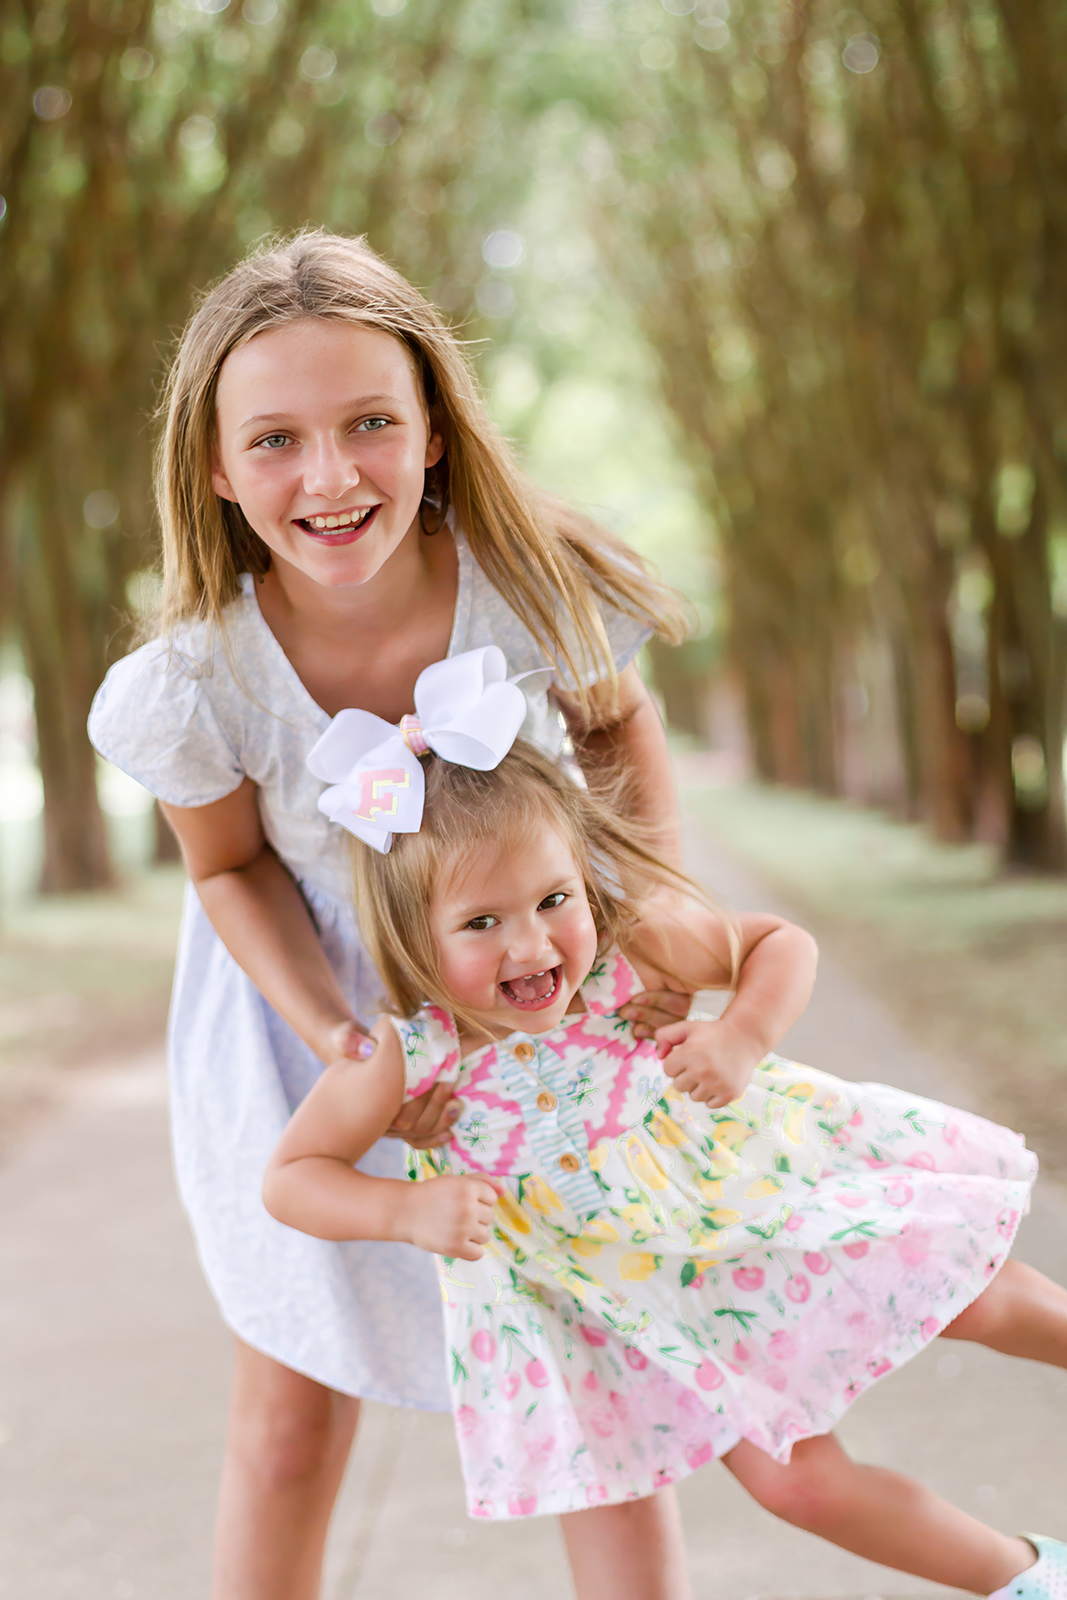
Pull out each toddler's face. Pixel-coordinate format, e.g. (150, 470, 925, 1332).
(429, 823, 599, 1039)
(211, 317, 443, 592)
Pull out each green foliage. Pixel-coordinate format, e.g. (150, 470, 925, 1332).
(547, 0, 1067, 866)
(2, 0, 1066, 888)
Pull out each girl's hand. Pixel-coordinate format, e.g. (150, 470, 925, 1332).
(386, 1082, 463, 1150)
(619, 988, 691, 1041)
(323, 1018, 377, 1062)
(654, 1017, 760, 1108)
(404, 1174, 503, 1261)
(323, 1026, 460, 1148)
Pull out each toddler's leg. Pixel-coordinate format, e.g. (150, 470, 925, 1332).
(941, 1259, 1067, 1366)
(724, 1433, 1033, 1595)
(560, 1486, 692, 1600)
(212, 1337, 360, 1600)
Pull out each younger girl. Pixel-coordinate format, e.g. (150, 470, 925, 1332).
(266, 709, 1067, 1600)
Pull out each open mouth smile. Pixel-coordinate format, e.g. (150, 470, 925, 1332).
(295, 505, 379, 544)
(499, 967, 562, 1011)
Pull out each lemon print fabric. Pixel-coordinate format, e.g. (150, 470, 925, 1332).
(390, 949, 1037, 1524)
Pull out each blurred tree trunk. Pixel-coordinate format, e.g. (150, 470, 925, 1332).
(15, 477, 113, 891)
(585, 0, 1066, 868)
(153, 801, 182, 864)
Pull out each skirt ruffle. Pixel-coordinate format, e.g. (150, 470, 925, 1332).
(435, 1065, 1036, 1519)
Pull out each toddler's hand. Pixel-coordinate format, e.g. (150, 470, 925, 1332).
(654, 1018, 759, 1108)
(405, 1174, 503, 1261)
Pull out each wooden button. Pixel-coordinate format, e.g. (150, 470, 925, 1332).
(513, 1042, 536, 1063)
(536, 1091, 557, 1113)
(558, 1152, 581, 1173)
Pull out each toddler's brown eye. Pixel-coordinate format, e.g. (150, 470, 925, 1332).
(539, 893, 567, 911)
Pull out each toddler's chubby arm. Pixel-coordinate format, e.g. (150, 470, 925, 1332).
(628, 901, 818, 1110)
(263, 1019, 500, 1262)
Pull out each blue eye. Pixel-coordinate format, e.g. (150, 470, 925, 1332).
(357, 417, 390, 432)
(257, 433, 290, 449)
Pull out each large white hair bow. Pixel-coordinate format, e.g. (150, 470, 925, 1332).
(306, 646, 552, 852)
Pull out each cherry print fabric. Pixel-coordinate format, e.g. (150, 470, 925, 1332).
(392, 951, 1036, 1519)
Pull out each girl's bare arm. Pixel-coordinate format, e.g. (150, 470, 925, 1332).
(264, 1022, 499, 1260)
(161, 779, 369, 1064)
(556, 661, 682, 867)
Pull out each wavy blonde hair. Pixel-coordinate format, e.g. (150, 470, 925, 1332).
(155, 229, 689, 711)
(353, 741, 737, 1037)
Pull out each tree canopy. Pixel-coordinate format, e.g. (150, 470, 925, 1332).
(2, 0, 1065, 887)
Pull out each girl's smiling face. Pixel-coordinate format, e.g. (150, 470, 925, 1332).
(429, 823, 600, 1040)
(211, 317, 443, 591)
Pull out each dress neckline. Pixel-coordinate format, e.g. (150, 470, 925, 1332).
(238, 528, 472, 726)
(452, 949, 645, 1066)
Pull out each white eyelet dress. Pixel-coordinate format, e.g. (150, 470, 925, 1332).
(394, 950, 1036, 1516)
(87, 534, 651, 1406)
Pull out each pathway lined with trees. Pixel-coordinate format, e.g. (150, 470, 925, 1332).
(2, 0, 1065, 886)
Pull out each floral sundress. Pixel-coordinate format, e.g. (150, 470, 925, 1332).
(390, 950, 1036, 1521)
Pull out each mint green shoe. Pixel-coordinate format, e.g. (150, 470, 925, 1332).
(990, 1537, 1067, 1600)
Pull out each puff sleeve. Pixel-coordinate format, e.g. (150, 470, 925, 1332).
(388, 1006, 461, 1101)
(88, 640, 243, 808)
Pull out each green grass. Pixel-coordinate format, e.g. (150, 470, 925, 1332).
(0, 866, 185, 1139)
(681, 781, 1067, 1174)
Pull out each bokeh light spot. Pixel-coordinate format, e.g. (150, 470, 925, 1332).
(482, 230, 525, 270)
(33, 86, 72, 120)
(842, 33, 880, 74)
(83, 491, 120, 529)
(476, 279, 516, 319)
(267, 116, 304, 156)
(299, 46, 335, 79)
(179, 115, 216, 150)
(694, 18, 729, 50)
(120, 48, 154, 79)
(365, 112, 401, 146)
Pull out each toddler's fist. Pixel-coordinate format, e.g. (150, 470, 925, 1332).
(654, 1018, 757, 1109)
(406, 1174, 503, 1261)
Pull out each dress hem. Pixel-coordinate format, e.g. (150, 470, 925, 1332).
(463, 1197, 1029, 1520)
(222, 1313, 453, 1414)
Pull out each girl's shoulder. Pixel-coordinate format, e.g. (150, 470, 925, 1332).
(387, 1005, 462, 1100)
(87, 578, 280, 807)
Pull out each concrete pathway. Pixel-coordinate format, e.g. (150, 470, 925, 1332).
(1, 812, 1065, 1599)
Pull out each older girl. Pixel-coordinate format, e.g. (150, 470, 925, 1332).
(89, 231, 690, 1598)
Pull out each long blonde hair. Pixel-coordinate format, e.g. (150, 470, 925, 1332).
(155, 229, 689, 711)
(353, 742, 737, 1036)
